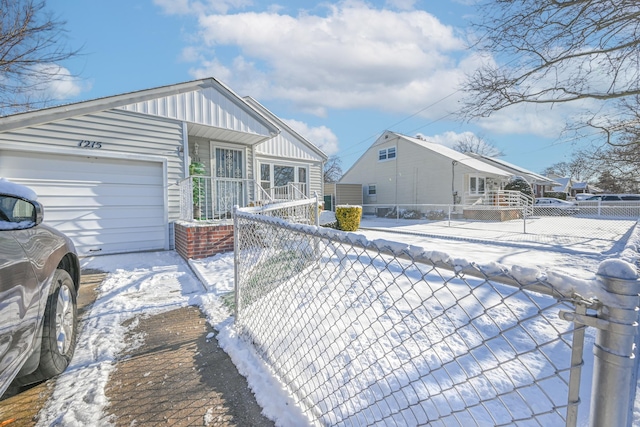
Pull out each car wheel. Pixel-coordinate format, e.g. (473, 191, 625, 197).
(17, 269, 78, 385)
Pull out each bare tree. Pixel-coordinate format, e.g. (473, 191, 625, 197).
(541, 154, 599, 183)
(453, 133, 504, 157)
(590, 140, 640, 192)
(462, 0, 640, 146)
(323, 156, 343, 183)
(0, 0, 79, 115)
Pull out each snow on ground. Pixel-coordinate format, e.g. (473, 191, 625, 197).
(35, 218, 639, 426)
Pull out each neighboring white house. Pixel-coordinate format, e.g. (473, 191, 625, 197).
(466, 153, 557, 197)
(0, 78, 326, 256)
(340, 131, 553, 207)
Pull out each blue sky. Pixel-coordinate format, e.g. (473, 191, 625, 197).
(47, 0, 582, 174)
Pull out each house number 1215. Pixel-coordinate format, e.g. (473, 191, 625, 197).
(78, 140, 102, 149)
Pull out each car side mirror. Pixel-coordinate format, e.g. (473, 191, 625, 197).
(0, 195, 44, 228)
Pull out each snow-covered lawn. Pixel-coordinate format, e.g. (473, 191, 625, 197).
(33, 217, 639, 426)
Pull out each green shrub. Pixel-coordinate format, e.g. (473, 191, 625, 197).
(335, 205, 362, 231)
(504, 177, 533, 198)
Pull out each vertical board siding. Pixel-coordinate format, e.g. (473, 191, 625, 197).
(119, 88, 272, 137)
(254, 132, 324, 162)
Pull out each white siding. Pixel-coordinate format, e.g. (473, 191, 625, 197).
(254, 127, 324, 199)
(255, 132, 324, 162)
(0, 151, 166, 255)
(341, 133, 483, 205)
(0, 109, 184, 252)
(120, 87, 273, 137)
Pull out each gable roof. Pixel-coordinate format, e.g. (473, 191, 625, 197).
(0, 78, 280, 144)
(551, 177, 573, 193)
(467, 153, 558, 186)
(243, 96, 328, 161)
(392, 132, 513, 177)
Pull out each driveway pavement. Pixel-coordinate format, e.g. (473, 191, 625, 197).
(0, 270, 273, 427)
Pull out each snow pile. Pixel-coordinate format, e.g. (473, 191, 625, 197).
(0, 177, 37, 200)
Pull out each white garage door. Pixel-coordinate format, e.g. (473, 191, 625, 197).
(1, 150, 167, 256)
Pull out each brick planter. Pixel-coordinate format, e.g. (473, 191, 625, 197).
(174, 221, 234, 260)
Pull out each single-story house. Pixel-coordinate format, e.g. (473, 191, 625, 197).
(547, 175, 603, 197)
(466, 153, 557, 198)
(339, 131, 554, 208)
(0, 78, 327, 257)
(548, 175, 573, 197)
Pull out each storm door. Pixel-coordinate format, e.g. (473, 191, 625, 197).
(213, 147, 245, 217)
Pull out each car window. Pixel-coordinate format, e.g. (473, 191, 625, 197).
(602, 196, 621, 201)
(621, 196, 640, 201)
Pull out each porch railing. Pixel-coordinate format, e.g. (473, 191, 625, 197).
(269, 182, 308, 201)
(464, 189, 534, 215)
(179, 177, 308, 221)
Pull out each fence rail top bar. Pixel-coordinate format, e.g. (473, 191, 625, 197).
(233, 209, 618, 304)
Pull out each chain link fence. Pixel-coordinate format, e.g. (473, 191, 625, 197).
(361, 203, 637, 254)
(233, 200, 640, 426)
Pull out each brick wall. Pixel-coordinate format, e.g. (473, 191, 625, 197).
(174, 222, 235, 259)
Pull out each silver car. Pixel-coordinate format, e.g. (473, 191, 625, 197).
(0, 179, 80, 397)
(533, 197, 579, 215)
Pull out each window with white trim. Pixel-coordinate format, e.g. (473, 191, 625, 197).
(368, 184, 377, 195)
(378, 147, 397, 161)
(469, 176, 486, 195)
(257, 162, 309, 196)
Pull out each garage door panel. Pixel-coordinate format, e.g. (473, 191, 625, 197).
(21, 182, 165, 199)
(2, 155, 163, 186)
(42, 207, 164, 222)
(2, 151, 167, 256)
(47, 216, 166, 232)
(38, 195, 164, 208)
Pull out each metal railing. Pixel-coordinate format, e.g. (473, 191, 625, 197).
(179, 177, 309, 221)
(464, 190, 533, 211)
(233, 199, 640, 426)
(269, 182, 308, 202)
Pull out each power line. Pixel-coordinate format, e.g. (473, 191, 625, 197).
(338, 89, 463, 158)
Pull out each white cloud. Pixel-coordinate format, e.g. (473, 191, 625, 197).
(166, 1, 467, 117)
(158, 0, 591, 140)
(420, 130, 475, 148)
(27, 64, 87, 101)
(283, 118, 340, 155)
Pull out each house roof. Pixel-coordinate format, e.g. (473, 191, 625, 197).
(467, 153, 558, 186)
(243, 96, 328, 161)
(396, 133, 513, 177)
(0, 78, 281, 145)
(551, 177, 571, 192)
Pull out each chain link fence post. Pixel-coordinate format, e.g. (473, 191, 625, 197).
(233, 204, 241, 321)
(589, 265, 640, 427)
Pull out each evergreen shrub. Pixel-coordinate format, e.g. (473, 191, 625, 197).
(335, 205, 362, 231)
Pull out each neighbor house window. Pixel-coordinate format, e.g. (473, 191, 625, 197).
(368, 184, 377, 196)
(469, 176, 486, 195)
(378, 147, 396, 161)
